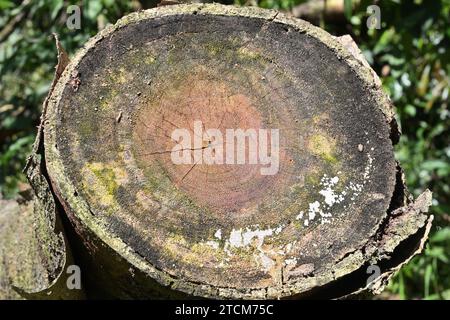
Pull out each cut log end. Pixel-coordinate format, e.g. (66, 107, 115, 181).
(18, 4, 430, 299)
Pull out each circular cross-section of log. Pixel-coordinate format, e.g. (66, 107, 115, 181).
(44, 4, 396, 298)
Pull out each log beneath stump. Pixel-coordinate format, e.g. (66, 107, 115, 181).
(1, 4, 432, 299)
(0, 36, 84, 299)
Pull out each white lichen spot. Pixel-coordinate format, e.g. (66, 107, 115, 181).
(229, 226, 281, 249)
(273, 225, 283, 234)
(285, 243, 293, 253)
(229, 229, 243, 247)
(318, 176, 344, 207)
(308, 201, 321, 220)
(219, 225, 286, 272)
(214, 229, 222, 240)
(205, 240, 220, 249)
(284, 257, 297, 266)
(295, 147, 375, 226)
(259, 252, 275, 271)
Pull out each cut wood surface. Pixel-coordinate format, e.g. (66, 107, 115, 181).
(1, 4, 432, 299)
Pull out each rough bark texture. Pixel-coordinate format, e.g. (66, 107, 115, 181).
(0, 4, 432, 299)
(0, 34, 84, 300)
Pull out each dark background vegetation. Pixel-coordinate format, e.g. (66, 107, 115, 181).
(0, 0, 448, 299)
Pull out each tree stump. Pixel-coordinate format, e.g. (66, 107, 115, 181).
(1, 4, 432, 299)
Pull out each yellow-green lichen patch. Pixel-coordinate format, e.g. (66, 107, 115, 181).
(164, 233, 226, 267)
(110, 67, 132, 84)
(237, 47, 262, 60)
(307, 133, 338, 164)
(77, 120, 95, 139)
(96, 88, 118, 113)
(144, 54, 156, 65)
(81, 162, 127, 210)
(312, 112, 330, 125)
(304, 166, 323, 186)
(205, 41, 224, 56)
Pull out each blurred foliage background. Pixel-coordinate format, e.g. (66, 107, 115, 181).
(0, 0, 448, 299)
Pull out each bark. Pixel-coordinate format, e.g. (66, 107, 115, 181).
(0, 34, 84, 300)
(0, 4, 432, 299)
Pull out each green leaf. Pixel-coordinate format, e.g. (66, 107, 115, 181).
(425, 246, 448, 263)
(344, 0, 353, 20)
(431, 228, 450, 243)
(0, 0, 14, 10)
(424, 264, 432, 298)
(373, 28, 395, 54)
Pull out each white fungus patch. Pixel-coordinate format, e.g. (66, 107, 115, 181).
(203, 229, 224, 249)
(205, 240, 219, 249)
(220, 225, 285, 272)
(284, 257, 298, 266)
(296, 146, 375, 226)
(229, 229, 243, 247)
(198, 225, 287, 272)
(228, 226, 283, 249)
(319, 176, 345, 207)
(285, 243, 293, 253)
(308, 201, 321, 220)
